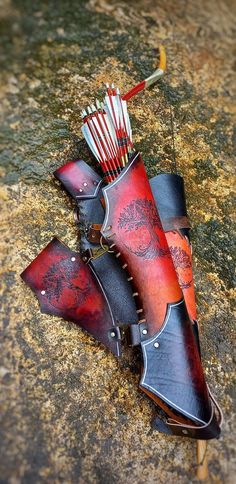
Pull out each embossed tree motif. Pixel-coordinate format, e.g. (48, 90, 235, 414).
(169, 246, 192, 289)
(43, 258, 91, 310)
(118, 198, 169, 259)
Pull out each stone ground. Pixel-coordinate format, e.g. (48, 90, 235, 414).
(0, 0, 235, 483)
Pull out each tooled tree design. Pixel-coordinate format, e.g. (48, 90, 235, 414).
(169, 246, 191, 269)
(43, 258, 91, 309)
(118, 198, 169, 259)
(169, 246, 192, 289)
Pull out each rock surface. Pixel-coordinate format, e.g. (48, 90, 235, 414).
(0, 1, 235, 482)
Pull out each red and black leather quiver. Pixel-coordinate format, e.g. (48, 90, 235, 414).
(99, 152, 222, 439)
(22, 153, 222, 440)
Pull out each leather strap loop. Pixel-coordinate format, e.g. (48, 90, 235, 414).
(107, 321, 150, 347)
(86, 219, 191, 244)
(152, 387, 222, 440)
(161, 215, 191, 232)
(87, 224, 103, 244)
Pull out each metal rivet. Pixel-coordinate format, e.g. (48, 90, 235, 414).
(110, 331, 116, 338)
(182, 429, 188, 435)
(41, 290, 46, 295)
(154, 342, 159, 348)
(83, 182, 88, 187)
(142, 329, 148, 335)
(71, 257, 76, 262)
(93, 181, 98, 186)
(79, 188, 83, 193)
(82, 256, 88, 262)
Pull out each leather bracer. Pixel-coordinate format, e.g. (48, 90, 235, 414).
(21, 237, 122, 356)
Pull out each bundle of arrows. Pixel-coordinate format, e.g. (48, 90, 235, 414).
(21, 46, 222, 480)
(81, 88, 133, 181)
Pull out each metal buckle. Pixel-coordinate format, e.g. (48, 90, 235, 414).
(81, 245, 110, 263)
(81, 232, 115, 263)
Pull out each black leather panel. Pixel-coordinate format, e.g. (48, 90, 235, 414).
(140, 299, 212, 425)
(91, 254, 138, 325)
(150, 173, 187, 220)
(77, 187, 138, 324)
(150, 173, 190, 238)
(192, 320, 201, 356)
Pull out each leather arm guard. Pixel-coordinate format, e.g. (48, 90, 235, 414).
(21, 237, 122, 356)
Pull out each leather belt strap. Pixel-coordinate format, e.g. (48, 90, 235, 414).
(161, 215, 191, 232)
(87, 224, 103, 244)
(86, 217, 191, 244)
(108, 321, 149, 346)
(152, 388, 222, 440)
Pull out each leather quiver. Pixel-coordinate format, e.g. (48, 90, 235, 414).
(21, 237, 122, 356)
(54, 155, 222, 439)
(53, 155, 222, 439)
(99, 152, 222, 439)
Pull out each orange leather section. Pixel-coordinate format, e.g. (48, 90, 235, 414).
(165, 231, 197, 321)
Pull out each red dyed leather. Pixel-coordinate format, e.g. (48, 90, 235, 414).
(101, 152, 182, 336)
(21, 238, 121, 356)
(166, 231, 197, 322)
(100, 154, 221, 435)
(54, 160, 102, 200)
(56, 159, 198, 325)
(150, 173, 197, 324)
